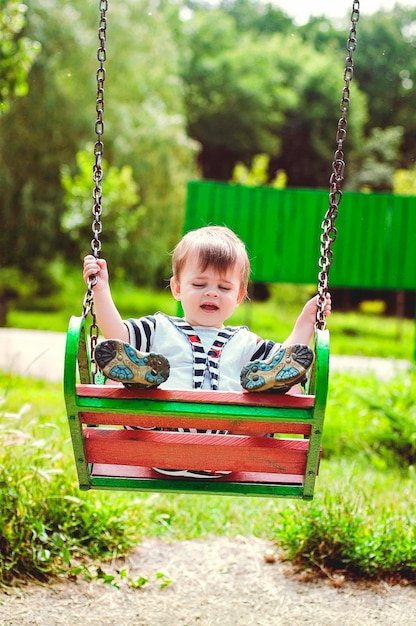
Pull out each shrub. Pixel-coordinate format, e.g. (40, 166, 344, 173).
(323, 368, 416, 468)
(275, 492, 416, 582)
(0, 400, 135, 583)
(356, 368, 416, 467)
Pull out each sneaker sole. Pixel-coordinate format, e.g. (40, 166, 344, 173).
(241, 344, 314, 392)
(95, 340, 170, 387)
(153, 468, 232, 479)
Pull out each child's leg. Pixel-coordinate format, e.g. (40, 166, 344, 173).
(240, 344, 314, 393)
(95, 339, 170, 388)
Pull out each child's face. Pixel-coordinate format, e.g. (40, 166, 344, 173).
(170, 257, 245, 328)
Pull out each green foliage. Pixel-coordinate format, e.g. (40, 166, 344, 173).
(0, 1, 414, 287)
(0, 384, 135, 583)
(61, 145, 145, 270)
(347, 126, 404, 192)
(1, 367, 416, 584)
(181, 10, 367, 184)
(231, 153, 287, 188)
(0, 1, 40, 115)
(275, 491, 416, 582)
(356, 373, 416, 467)
(393, 163, 416, 195)
(324, 368, 416, 469)
(218, 0, 295, 36)
(354, 6, 416, 169)
(0, 267, 32, 326)
(0, 267, 30, 300)
(98, 1, 198, 283)
(0, 0, 90, 272)
(0, 0, 197, 285)
(0, 262, 76, 326)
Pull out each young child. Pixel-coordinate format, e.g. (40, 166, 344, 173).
(83, 225, 330, 392)
(83, 226, 331, 478)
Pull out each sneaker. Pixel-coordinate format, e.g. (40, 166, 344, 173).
(152, 468, 232, 479)
(240, 344, 314, 393)
(94, 339, 170, 388)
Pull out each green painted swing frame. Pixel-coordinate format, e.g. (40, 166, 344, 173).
(64, 315, 329, 499)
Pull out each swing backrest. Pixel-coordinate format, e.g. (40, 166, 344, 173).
(64, 315, 329, 499)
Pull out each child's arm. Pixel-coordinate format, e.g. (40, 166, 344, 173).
(83, 255, 129, 341)
(283, 293, 331, 347)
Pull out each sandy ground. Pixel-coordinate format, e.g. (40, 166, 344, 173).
(1, 537, 416, 626)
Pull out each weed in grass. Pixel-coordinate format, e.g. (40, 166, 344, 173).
(129, 574, 150, 589)
(156, 571, 173, 588)
(69, 565, 172, 591)
(274, 472, 416, 583)
(0, 395, 136, 584)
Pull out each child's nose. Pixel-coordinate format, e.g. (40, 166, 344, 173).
(205, 287, 219, 297)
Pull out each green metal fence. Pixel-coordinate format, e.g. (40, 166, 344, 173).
(184, 181, 416, 291)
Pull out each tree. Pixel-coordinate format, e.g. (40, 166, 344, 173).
(0, 0, 94, 276)
(0, 1, 40, 115)
(354, 6, 416, 168)
(347, 126, 404, 192)
(0, 0, 197, 289)
(61, 146, 144, 273)
(183, 20, 297, 179)
(218, 0, 294, 35)
(101, 1, 199, 282)
(180, 7, 367, 185)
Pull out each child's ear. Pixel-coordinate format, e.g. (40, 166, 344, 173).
(170, 276, 181, 301)
(237, 287, 246, 305)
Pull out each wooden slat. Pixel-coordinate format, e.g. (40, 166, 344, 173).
(79, 412, 312, 435)
(91, 463, 305, 486)
(76, 384, 315, 409)
(84, 428, 311, 474)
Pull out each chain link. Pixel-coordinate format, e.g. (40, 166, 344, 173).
(82, 0, 108, 381)
(316, 1, 360, 329)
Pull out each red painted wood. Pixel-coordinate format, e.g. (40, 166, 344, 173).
(79, 412, 311, 435)
(90, 463, 305, 486)
(76, 384, 315, 409)
(84, 429, 310, 474)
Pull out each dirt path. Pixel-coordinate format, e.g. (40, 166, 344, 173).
(1, 537, 415, 626)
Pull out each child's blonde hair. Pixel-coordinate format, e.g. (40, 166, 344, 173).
(172, 226, 251, 293)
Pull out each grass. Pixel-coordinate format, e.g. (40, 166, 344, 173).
(0, 365, 415, 585)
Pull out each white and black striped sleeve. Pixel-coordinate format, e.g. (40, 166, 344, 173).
(249, 339, 281, 362)
(124, 315, 156, 352)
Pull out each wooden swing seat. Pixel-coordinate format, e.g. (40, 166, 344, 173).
(64, 315, 329, 499)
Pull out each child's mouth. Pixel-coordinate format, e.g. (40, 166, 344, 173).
(201, 303, 219, 312)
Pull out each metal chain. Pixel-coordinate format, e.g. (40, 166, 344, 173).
(316, 1, 360, 329)
(82, 0, 108, 381)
